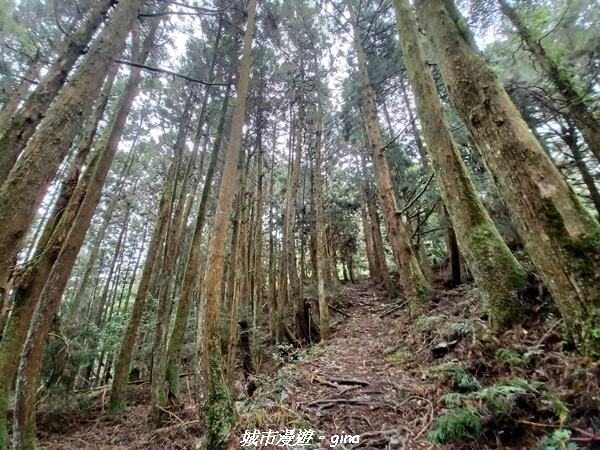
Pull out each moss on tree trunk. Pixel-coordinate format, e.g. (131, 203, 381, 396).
(394, 0, 526, 328)
(416, 0, 600, 357)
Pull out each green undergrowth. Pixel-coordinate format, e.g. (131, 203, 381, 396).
(428, 361, 573, 447)
(237, 344, 325, 433)
(401, 283, 600, 449)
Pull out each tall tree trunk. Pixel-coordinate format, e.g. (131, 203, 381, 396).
(416, 0, 600, 357)
(438, 204, 461, 286)
(252, 124, 264, 340)
(226, 166, 249, 382)
(165, 80, 232, 396)
(313, 61, 331, 340)
(109, 157, 177, 413)
(497, 0, 600, 165)
(0, 0, 146, 318)
(360, 154, 396, 297)
(11, 26, 154, 444)
(560, 121, 600, 217)
(394, 0, 526, 328)
(195, 0, 256, 446)
(150, 97, 192, 426)
(348, 1, 430, 309)
(0, 62, 121, 440)
(0, 0, 116, 184)
(267, 131, 278, 341)
(284, 94, 308, 342)
(360, 193, 377, 279)
(64, 147, 128, 328)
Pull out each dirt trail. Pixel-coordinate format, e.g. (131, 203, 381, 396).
(244, 280, 434, 449)
(33, 278, 591, 449)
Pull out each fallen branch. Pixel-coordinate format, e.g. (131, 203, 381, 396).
(157, 405, 185, 424)
(537, 319, 563, 345)
(329, 304, 351, 317)
(305, 398, 377, 409)
(327, 377, 371, 386)
(378, 302, 407, 318)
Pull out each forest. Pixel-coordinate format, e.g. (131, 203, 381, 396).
(0, 0, 599, 448)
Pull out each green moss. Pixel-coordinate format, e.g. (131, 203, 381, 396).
(465, 223, 526, 329)
(536, 194, 600, 357)
(205, 340, 235, 450)
(107, 394, 126, 416)
(0, 388, 8, 450)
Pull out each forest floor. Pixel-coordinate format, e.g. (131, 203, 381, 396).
(29, 278, 600, 449)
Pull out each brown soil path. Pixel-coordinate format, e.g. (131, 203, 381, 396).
(243, 280, 435, 449)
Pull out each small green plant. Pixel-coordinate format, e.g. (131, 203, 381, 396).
(438, 361, 482, 392)
(427, 408, 484, 443)
(433, 376, 568, 445)
(538, 429, 578, 450)
(272, 342, 294, 363)
(524, 344, 544, 360)
(495, 347, 525, 367)
(418, 314, 449, 328)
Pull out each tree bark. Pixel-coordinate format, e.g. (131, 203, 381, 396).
(348, 0, 430, 308)
(0, 0, 116, 184)
(416, 0, 600, 357)
(394, 0, 526, 328)
(195, 0, 256, 447)
(165, 80, 232, 396)
(0, 0, 145, 320)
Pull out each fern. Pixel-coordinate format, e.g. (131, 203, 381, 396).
(427, 408, 484, 443)
(495, 347, 525, 367)
(439, 362, 482, 392)
(440, 392, 465, 408)
(524, 344, 544, 360)
(538, 429, 578, 450)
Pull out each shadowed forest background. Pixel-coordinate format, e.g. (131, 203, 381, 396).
(0, 0, 599, 448)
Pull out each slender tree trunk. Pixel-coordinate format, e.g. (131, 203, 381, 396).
(0, 62, 121, 438)
(267, 132, 278, 341)
(165, 81, 232, 396)
(438, 204, 461, 286)
(560, 122, 600, 217)
(150, 97, 192, 426)
(348, 0, 430, 308)
(109, 158, 177, 413)
(284, 94, 309, 342)
(252, 126, 264, 339)
(226, 167, 249, 382)
(0, 0, 117, 185)
(360, 154, 396, 296)
(0, 0, 146, 318)
(196, 0, 256, 446)
(0, 143, 106, 450)
(497, 0, 600, 164)
(360, 195, 377, 279)
(313, 61, 331, 340)
(394, 0, 526, 327)
(11, 24, 155, 444)
(416, 0, 600, 356)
